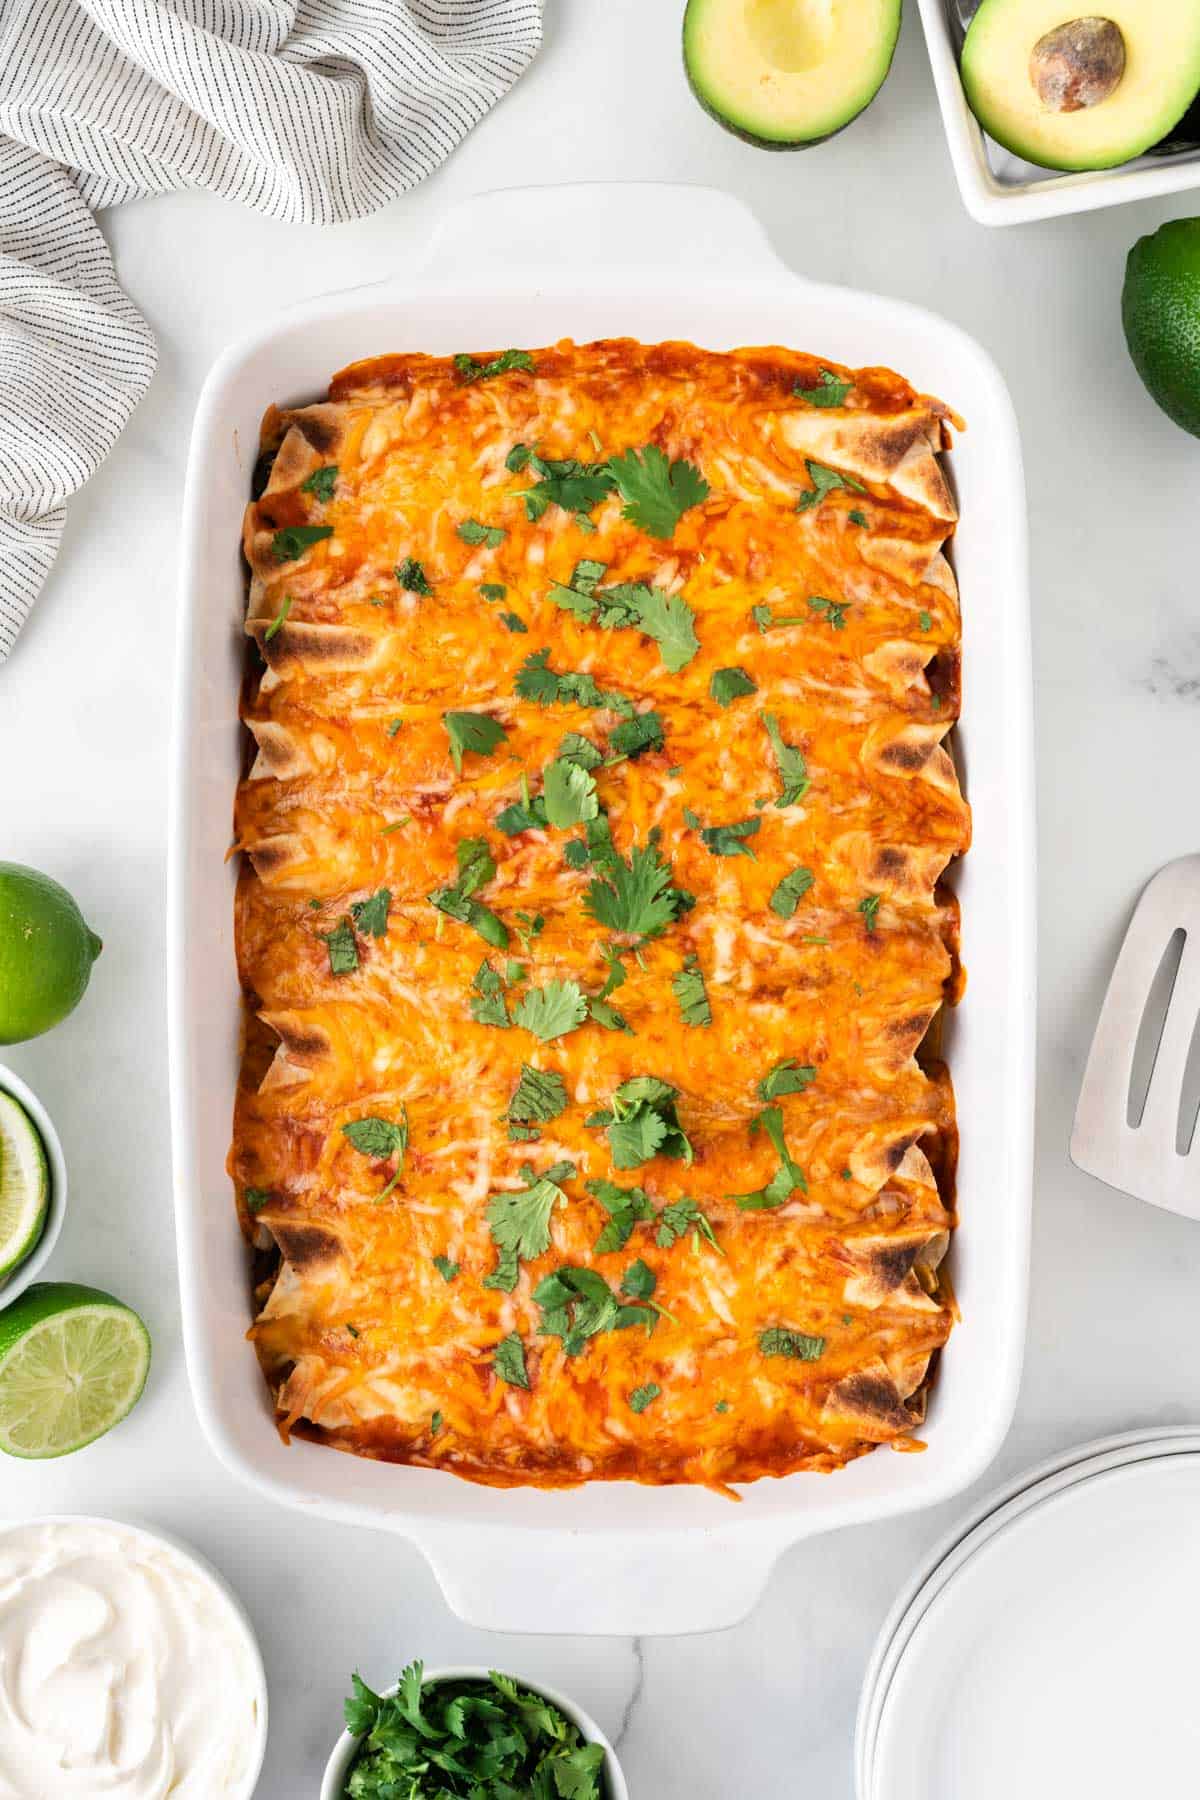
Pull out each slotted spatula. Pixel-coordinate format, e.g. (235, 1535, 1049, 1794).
(1071, 857, 1200, 1219)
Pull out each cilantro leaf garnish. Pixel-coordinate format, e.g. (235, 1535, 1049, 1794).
(807, 594, 849, 630)
(629, 1383, 662, 1413)
(513, 979, 588, 1042)
(655, 1196, 719, 1251)
(262, 594, 293, 641)
(793, 368, 852, 408)
(519, 451, 615, 523)
(918, 610, 933, 632)
(671, 954, 711, 1027)
(456, 518, 506, 548)
(796, 459, 867, 513)
(592, 1076, 693, 1170)
(606, 445, 709, 539)
(759, 1326, 825, 1361)
(551, 572, 700, 673)
(486, 1159, 574, 1278)
(558, 730, 604, 770)
(300, 464, 338, 501)
(607, 710, 665, 761)
(731, 1106, 807, 1211)
(454, 348, 534, 384)
(858, 893, 882, 933)
(710, 666, 757, 707)
(534, 1265, 655, 1357)
(395, 556, 432, 595)
(621, 1257, 656, 1301)
(244, 1187, 271, 1214)
(342, 1108, 409, 1200)
(770, 865, 815, 920)
(350, 887, 390, 939)
(493, 1332, 530, 1388)
(762, 713, 810, 807)
(849, 509, 869, 527)
(270, 524, 332, 563)
(507, 1064, 569, 1125)
(433, 1255, 459, 1283)
(480, 582, 507, 601)
(429, 837, 508, 949)
(514, 647, 634, 716)
(752, 603, 808, 633)
(442, 709, 508, 774)
(470, 958, 510, 1028)
(588, 1178, 655, 1253)
(499, 612, 527, 633)
(542, 758, 600, 829)
(759, 1058, 817, 1101)
(684, 809, 761, 860)
(321, 915, 358, 975)
(584, 837, 683, 940)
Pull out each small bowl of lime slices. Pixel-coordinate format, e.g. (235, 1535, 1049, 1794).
(0, 1064, 65, 1305)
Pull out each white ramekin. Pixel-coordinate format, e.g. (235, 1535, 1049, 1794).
(0, 1515, 269, 1798)
(0, 1062, 68, 1305)
(321, 1665, 630, 1800)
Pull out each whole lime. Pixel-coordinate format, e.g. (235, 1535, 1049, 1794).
(0, 864, 102, 1044)
(1122, 218, 1200, 438)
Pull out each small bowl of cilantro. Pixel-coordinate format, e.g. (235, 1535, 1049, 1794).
(321, 1659, 629, 1800)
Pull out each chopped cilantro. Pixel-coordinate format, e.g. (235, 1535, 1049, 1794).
(433, 1255, 459, 1283)
(429, 838, 508, 949)
(592, 1076, 693, 1171)
(270, 524, 332, 563)
(752, 603, 807, 633)
(350, 887, 390, 939)
(655, 1196, 719, 1251)
(386, 717, 404, 737)
(514, 647, 634, 716)
(762, 713, 810, 806)
(485, 1159, 574, 1281)
(553, 575, 700, 672)
(585, 836, 683, 939)
(558, 730, 604, 770)
(430, 1409, 442, 1433)
(456, 517, 506, 548)
(342, 1108, 409, 1200)
(759, 1326, 825, 1361)
(796, 459, 867, 512)
(542, 758, 599, 828)
(469, 958, 510, 1028)
(321, 915, 358, 975)
(793, 368, 852, 408)
(629, 1383, 661, 1414)
(715, 1399, 731, 1414)
(621, 1258, 656, 1301)
(731, 1106, 806, 1211)
(759, 1058, 817, 1100)
(534, 1265, 655, 1357)
(499, 612, 527, 633)
(454, 348, 534, 384)
(858, 894, 882, 933)
(685, 809, 760, 860)
(848, 509, 869, 528)
(395, 556, 432, 595)
(588, 1178, 655, 1253)
(300, 465, 338, 501)
(518, 451, 615, 523)
(513, 979, 588, 1042)
(919, 610, 933, 632)
(507, 1064, 569, 1125)
(263, 594, 293, 641)
(442, 709, 508, 775)
(608, 710, 665, 761)
(770, 865, 815, 920)
(492, 1333, 530, 1388)
(710, 666, 757, 707)
(244, 1187, 271, 1214)
(606, 445, 709, 540)
(671, 954, 711, 1027)
(480, 582, 507, 601)
(807, 594, 849, 630)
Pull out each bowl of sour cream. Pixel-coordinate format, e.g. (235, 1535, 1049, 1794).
(0, 1516, 267, 1799)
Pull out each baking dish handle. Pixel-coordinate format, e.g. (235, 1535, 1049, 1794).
(416, 1522, 786, 1636)
(418, 182, 786, 287)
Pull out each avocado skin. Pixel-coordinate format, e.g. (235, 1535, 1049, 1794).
(1122, 219, 1200, 440)
(681, 5, 899, 152)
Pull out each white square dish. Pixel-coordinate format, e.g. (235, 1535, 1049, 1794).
(917, 0, 1200, 226)
(168, 181, 1035, 1635)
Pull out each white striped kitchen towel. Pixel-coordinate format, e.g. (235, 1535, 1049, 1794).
(0, 0, 542, 663)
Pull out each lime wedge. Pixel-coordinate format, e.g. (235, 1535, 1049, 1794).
(0, 1090, 49, 1282)
(0, 1283, 151, 1458)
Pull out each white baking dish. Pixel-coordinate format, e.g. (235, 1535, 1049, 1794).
(168, 182, 1034, 1636)
(918, 0, 1200, 227)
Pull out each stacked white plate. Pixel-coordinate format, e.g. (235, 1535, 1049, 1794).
(855, 1427, 1200, 1799)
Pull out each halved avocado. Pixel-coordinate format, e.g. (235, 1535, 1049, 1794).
(961, 3, 1200, 172)
(683, 0, 902, 150)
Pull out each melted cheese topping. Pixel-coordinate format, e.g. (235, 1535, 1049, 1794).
(231, 338, 969, 1493)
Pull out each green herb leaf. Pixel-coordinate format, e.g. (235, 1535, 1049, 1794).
(918, 610, 932, 632)
(493, 1332, 530, 1388)
(499, 612, 527, 633)
(470, 958, 510, 1028)
(244, 1187, 271, 1214)
(606, 445, 709, 539)
(793, 368, 852, 408)
(594, 1076, 693, 1171)
(542, 758, 600, 829)
(514, 647, 634, 716)
(350, 887, 391, 939)
(796, 459, 867, 513)
(731, 1106, 806, 1211)
(443, 709, 508, 774)
(486, 1160, 574, 1269)
(513, 979, 588, 1042)
(386, 716, 404, 737)
(321, 915, 358, 975)
(271, 524, 332, 563)
(455, 348, 534, 384)
(752, 603, 808, 633)
(621, 1258, 656, 1300)
(395, 556, 432, 595)
(655, 1196, 719, 1251)
(534, 1265, 654, 1357)
(507, 1064, 569, 1124)
(433, 1255, 459, 1283)
(759, 1058, 817, 1101)
(848, 509, 869, 527)
(710, 666, 757, 707)
(300, 465, 338, 501)
(263, 595, 293, 641)
(588, 1178, 655, 1253)
(342, 1114, 407, 1160)
(429, 837, 508, 949)
(759, 1326, 825, 1361)
(607, 710, 665, 761)
(585, 837, 683, 939)
(762, 713, 810, 807)
(858, 894, 882, 933)
(457, 517, 506, 548)
(807, 594, 849, 630)
(770, 865, 815, 920)
(671, 954, 711, 1027)
(686, 811, 761, 860)
(480, 581, 508, 601)
(628, 1382, 661, 1414)
(519, 451, 615, 522)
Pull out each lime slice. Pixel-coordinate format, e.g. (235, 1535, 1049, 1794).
(0, 1090, 49, 1281)
(0, 1282, 151, 1458)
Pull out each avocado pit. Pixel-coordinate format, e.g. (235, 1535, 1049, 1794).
(1029, 17, 1126, 113)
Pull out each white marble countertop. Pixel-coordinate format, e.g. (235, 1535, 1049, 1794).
(4, 4, 1200, 1795)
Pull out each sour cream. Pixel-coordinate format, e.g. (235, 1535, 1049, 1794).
(0, 1519, 265, 1798)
